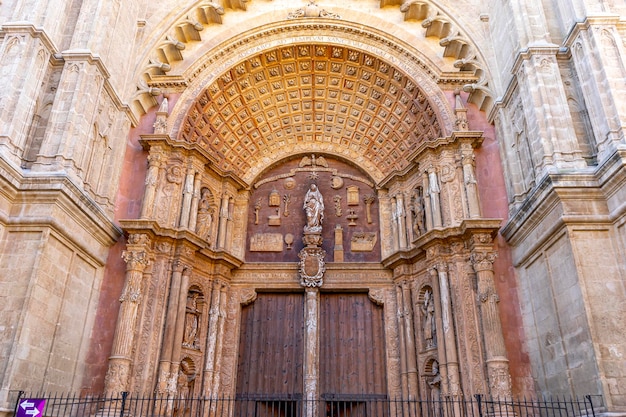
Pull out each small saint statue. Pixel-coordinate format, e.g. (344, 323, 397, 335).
(303, 184, 324, 233)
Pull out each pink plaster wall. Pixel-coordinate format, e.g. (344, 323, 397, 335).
(465, 95, 534, 396)
(81, 95, 180, 392)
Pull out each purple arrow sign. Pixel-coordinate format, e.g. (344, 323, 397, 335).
(17, 399, 46, 417)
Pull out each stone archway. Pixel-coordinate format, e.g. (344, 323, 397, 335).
(106, 13, 514, 402)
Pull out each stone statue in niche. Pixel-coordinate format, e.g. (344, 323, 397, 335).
(183, 292, 200, 349)
(429, 361, 441, 404)
(195, 188, 214, 241)
(303, 184, 324, 233)
(411, 187, 426, 236)
(173, 361, 195, 417)
(422, 289, 436, 348)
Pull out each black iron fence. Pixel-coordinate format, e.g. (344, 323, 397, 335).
(9, 391, 603, 417)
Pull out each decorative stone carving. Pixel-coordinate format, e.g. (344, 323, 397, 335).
(183, 291, 200, 350)
(285, 233, 294, 250)
(166, 165, 184, 184)
(350, 232, 377, 252)
(427, 167, 442, 227)
(283, 194, 291, 217)
(268, 208, 281, 226)
(346, 185, 359, 205)
(346, 209, 357, 226)
(368, 289, 385, 306)
(250, 233, 284, 252)
(284, 177, 296, 189)
(153, 98, 169, 134)
(330, 175, 344, 189)
(288, 1, 341, 19)
(298, 247, 326, 287)
(269, 188, 280, 206)
(254, 198, 261, 225)
(363, 194, 376, 224)
(333, 195, 342, 217)
(299, 183, 326, 287)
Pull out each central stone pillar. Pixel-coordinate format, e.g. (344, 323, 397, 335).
(303, 288, 320, 417)
(299, 183, 325, 416)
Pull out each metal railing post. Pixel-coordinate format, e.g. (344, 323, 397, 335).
(474, 394, 483, 417)
(119, 391, 128, 417)
(13, 391, 25, 417)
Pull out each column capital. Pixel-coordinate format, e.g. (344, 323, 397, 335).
(121, 249, 150, 271)
(147, 151, 166, 166)
(470, 250, 497, 273)
(172, 259, 192, 274)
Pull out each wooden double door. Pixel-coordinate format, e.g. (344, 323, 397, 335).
(236, 292, 387, 416)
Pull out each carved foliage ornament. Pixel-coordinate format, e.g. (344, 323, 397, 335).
(470, 250, 497, 272)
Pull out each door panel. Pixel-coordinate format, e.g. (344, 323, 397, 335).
(236, 292, 305, 398)
(319, 293, 387, 397)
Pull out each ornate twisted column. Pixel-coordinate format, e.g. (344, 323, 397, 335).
(470, 235, 512, 398)
(104, 235, 151, 395)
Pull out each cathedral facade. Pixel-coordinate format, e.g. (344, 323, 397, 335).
(0, 0, 625, 415)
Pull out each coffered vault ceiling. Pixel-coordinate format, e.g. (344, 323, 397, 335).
(137, 2, 491, 184)
(179, 44, 443, 183)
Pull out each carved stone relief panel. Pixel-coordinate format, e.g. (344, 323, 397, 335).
(247, 155, 380, 263)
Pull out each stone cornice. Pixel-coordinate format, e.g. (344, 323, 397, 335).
(140, 134, 249, 190)
(118, 219, 244, 269)
(0, 22, 59, 54)
(382, 218, 501, 268)
(563, 14, 624, 49)
(0, 24, 139, 127)
(378, 131, 484, 188)
(0, 157, 122, 262)
(61, 49, 139, 127)
(500, 164, 621, 254)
